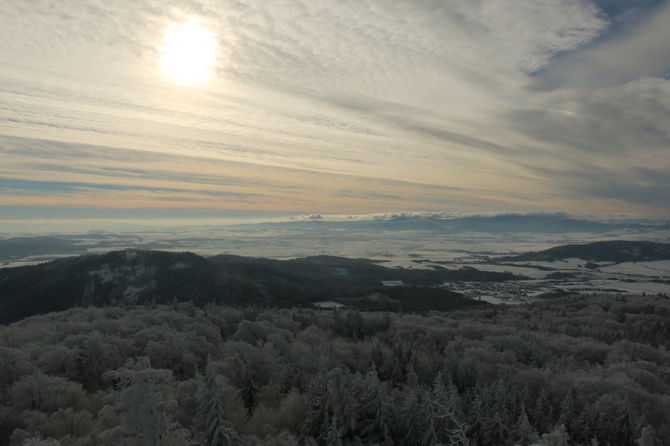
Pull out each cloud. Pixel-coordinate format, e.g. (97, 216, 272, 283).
(533, 1, 670, 89)
(1, 135, 523, 215)
(504, 77, 670, 183)
(0, 0, 668, 219)
(288, 210, 575, 223)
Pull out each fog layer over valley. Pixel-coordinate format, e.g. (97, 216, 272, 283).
(3, 214, 669, 268)
(2, 216, 670, 322)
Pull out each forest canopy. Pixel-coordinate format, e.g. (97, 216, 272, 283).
(0, 293, 668, 445)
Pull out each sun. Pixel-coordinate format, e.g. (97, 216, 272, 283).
(159, 19, 218, 86)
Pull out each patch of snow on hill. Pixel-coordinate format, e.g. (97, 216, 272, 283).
(89, 262, 158, 284)
(170, 261, 189, 270)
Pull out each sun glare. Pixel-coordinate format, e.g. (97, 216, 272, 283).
(160, 20, 218, 86)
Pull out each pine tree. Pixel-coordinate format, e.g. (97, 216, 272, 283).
(431, 372, 468, 446)
(419, 399, 438, 446)
(333, 309, 346, 338)
(492, 379, 512, 427)
(199, 358, 239, 446)
(385, 343, 405, 384)
(240, 361, 258, 417)
(301, 366, 330, 442)
(558, 390, 575, 437)
(446, 378, 465, 424)
(404, 332, 417, 369)
(618, 401, 636, 446)
(442, 351, 458, 386)
(466, 395, 485, 446)
(575, 404, 596, 445)
(400, 386, 422, 446)
(533, 388, 553, 435)
(516, 404, 539, 446)
(327, 368, 357, 438)
(345, 310, 363, 340)
(445, 423, 470, 446)
(520, 382, 532, 411)
(370, 341, 385, 370)
(325, 415, 343, 446)
(430, 372, 451, 444)
(487, 411, 508, 446)
(359, 367, 394, 446)
(104, 357, 191, 446)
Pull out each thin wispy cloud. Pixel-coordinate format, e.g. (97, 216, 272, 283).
(0, 0, 668, 229)
(534, 1, 670, 88)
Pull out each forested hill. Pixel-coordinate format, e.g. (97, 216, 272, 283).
(0, 294, 668, 445)
(502, 240, 670, 263)
(0, 250, 502, 325)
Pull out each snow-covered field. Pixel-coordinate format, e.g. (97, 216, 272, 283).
(600, 260, 670, 277)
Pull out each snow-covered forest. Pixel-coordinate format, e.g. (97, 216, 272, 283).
(1, 293, 668, 446)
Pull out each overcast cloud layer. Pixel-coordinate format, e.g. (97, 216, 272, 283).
(1, 0, 669, 229)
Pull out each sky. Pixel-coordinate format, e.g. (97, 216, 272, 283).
(1, 0, 669, 232)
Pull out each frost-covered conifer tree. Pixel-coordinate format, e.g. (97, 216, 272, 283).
(301, 366, 330, 442)
(430, 372, 451, 444)
(399, 384, 422, 446)
(533, 388, 553, 435)
(345, 310, 363, 340)
(359, 366, 394, 446)
(240, 361, 258, 417)
(539, 424, 570, 446)
(419, 398, 438, 446)
(558, 390, 575, 437)
(617, 401, 636, 446)
(103, 357, 192, 445)
(487, 411, 508, 446)
(198, 357, 239, 446)
(430, 372, 469, 446)
(370, 342, 385, 370)
(515, 403, 539, 446)
(466, 395, 485, 446)
(325, 415, 343, 446)
(327, 368, 357, 438)
(637, 426, 656, 446)
(384, 354, 403, 385)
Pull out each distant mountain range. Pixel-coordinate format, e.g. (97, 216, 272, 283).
(0, 250, 502, 325)
(2, 213, 668, 264)
(502, 240, 670, 263)
(231, 213, 669, 234)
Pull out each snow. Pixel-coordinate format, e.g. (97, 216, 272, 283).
(313, 301, 345, 308)
(382, 280, 404, 286)
(123, 285, 148, 302)
(90, 265, 116, 283)
(600, 261, 670, 277)
(170, 261, 189, 270)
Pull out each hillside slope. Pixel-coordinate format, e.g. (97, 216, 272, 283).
(503, 240, 670, 263)
(0, 250, 495, 324)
